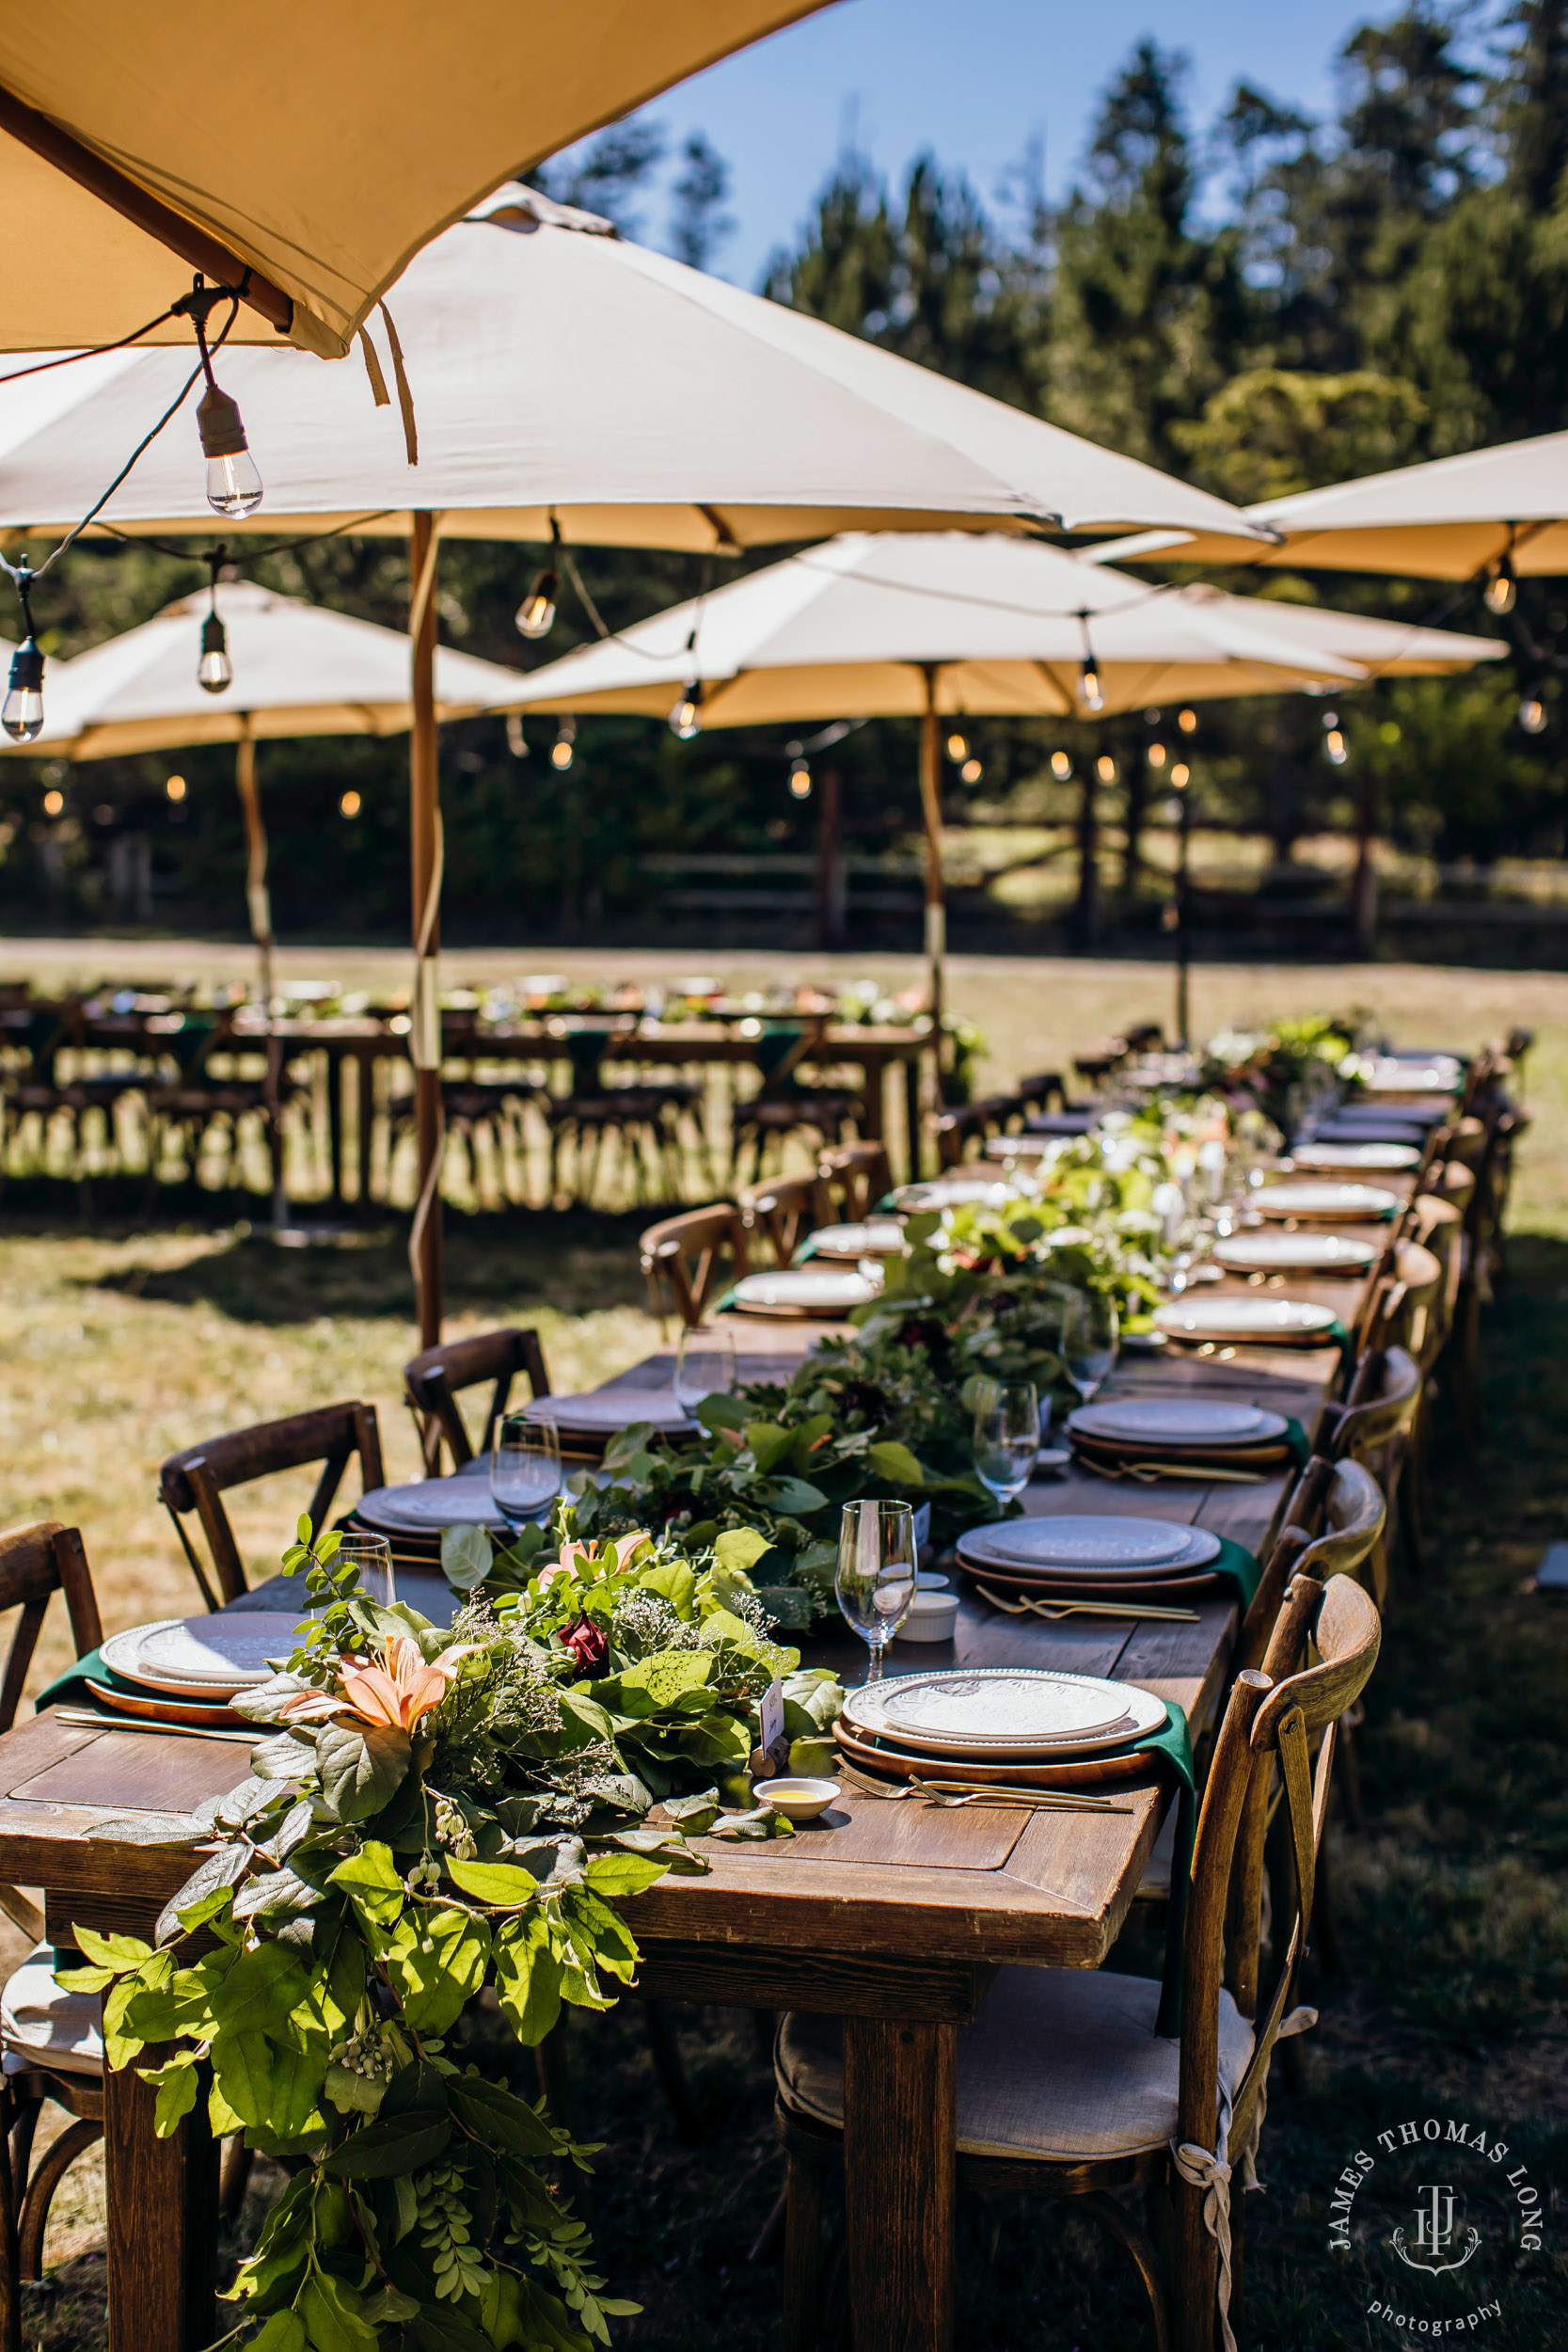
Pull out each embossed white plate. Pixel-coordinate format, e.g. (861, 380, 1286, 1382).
(1253, 1182, 1401, 1223)
(1153, 1296, 1338, 1342)
(1212, 1232, 1376, 1275)
(841, 1668, 1166, 1759)
(956, 1515, 1220, 1576)
(1069, 1400, 1274, 1443)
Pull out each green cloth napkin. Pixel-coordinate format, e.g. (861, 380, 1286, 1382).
(1136, 1700, 1196, 2037)
(34, 1648, 240, 1718)
(1210, 1535, 1262, 1607)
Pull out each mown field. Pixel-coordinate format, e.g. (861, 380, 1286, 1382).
(2, 946, 1565, 2347)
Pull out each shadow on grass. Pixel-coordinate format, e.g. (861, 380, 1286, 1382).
(74, 1207, 654, 1326)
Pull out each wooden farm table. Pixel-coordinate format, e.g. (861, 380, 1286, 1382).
(0, 1257, 1372, 2352)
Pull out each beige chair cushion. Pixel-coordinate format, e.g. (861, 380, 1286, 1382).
(777, 1967, 1254, 2163)
(1, 1944, 104, 2077)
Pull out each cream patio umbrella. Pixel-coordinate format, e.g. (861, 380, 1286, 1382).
(0, 188, 1272, 1343)
(1089, 428, 1568, 588)
(0, 2, 833, 357)
(492, 531, 1502, 1018)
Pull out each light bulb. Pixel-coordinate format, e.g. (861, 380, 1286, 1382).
(1080, 660, 1104, 712)
(788, 759, 812, 800)
(1097, 754, 1117, 784)
(341, 789, 362, 817)
(551, 719, 577, 771)
(1171, 762, 1190, 788)
(1178, 707, 1198, 734)
(1484, 557, 1517, 617)
(945, 729, 969, 763)
(166, 774, 187, 803)
(197, 610, 231, 693)
(515, 568, 559, 640)
(960, 756, 982, 784)
(1050, 750, 1072, 781)
(505, 713, 529, 759)
(197, 384, 263, 517)
(1325, 728, 1348, 766)
(669, 680, 703, 740)
(1148, 741, 1166, 769)
(43, 787, 63, 816)
(1520, 690, 1547, 735)
(2, 638, 44, 742)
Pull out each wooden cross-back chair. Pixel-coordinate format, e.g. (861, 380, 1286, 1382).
(1236, 1455, 1385, 1674)
(817, 1140, 894, 1219)
(1316, 1343, 1420, 1600)
(771, 1573, 1381, 2352)
(403, 1327, 551, 1477)
(159, 1401, 385, 1609)
(736, 1173, 820, 1268)
(639, 1204, 750, 1329)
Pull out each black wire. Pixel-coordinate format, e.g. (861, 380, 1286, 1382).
(0, 304, 183, 389)
(96, 510, 393, 564)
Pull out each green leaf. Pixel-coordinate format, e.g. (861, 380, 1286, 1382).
(157, 1844, 249, 1946)
(90, 1811, 211, 1847)
(235, 1670, 314, 1725)
(209, 1943, 310, 2035)
(606, 1650, 714, 1716)
(71, 1925, 152, 1974)
(441, 1523, 494, 1592)
(138, 2056, 199, 2136)
(754, 1583, 814, 1629)
(711, 1523, 772, 1577)
(743, 1421, 795, 1474)
(299, 2269, 378, 2352)
(326, 1841, 405, 1927)
(493, 1914, 562, 2044)
(561, 1886, 641, 1983)
(323, 2108, 451, 2178)
(384, 1907, 490, 2033)
(867, 1438, 925, 1486)
(787, 1737, 838, 1778)
(250, 1731, 320, 1782)
(695, 1389, 749, 1433)
(444, 1857, 539, 1910)
(250, 2312, 308, 2352)
(638, 1561, 697, 1617)
(582, 1852, 669, 1898)
(363, 2284, 421, 2324)
(765, 1475, 830, 1514)
(316, 1722, 412, 1823)
(447, 2076, 557, 2159)
(233, 1866, 319, 1922)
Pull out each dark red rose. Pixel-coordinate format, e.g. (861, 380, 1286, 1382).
(560, 1614, 610, 1674)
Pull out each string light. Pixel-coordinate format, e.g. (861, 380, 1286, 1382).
(505, 713, 529, 759)
(1050, 750, 1073, 781)
(340, 789, 362, 817)
(945, 728, 970, 763)
(197, 557, 231, 693)
(1483, 554, 1517, 617)
(1519, 687, 1547, 735)
(788, 758, 812, 800)
(1148, 740, 1167, 770)
(1096, 754, 1117, 785)
(515, 520, 562, 640)
(1171, 762, 1190, 788)
(960, 755, 982, 784)
(1080, 657, 1104, 712)
(1323, 709, 1347, 766)
(1178, 707, 1198, 734)
(669, 679, 703, 739)
(2, 564, 44, 742)
(551, 718, 577, 771)
(42, 787, 63, 817)
(166, 774, 186, 802)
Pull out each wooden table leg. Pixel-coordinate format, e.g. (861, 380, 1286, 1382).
(356, 1049, 375, 1208)
(103, 2049, 216, 2351)
(326, 1045, 346, 1208)
(905, 1055, 924, 1184)
(842, 2016, 956, 2352)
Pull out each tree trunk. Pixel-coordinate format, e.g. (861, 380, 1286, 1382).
(1073, 766, 1099, 952)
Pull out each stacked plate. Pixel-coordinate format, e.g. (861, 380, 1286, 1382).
(808, 1217, 907, 1262)
(835, 1665, 1168, 1788)
(356, 1457, 515, 1537)
(1066, 1396, 1293, 1473)
(1252, 1180, 1402, 1223)
(890, 1177, 1014, 1212)
(1212, 1232, 1376, 1278)
(1152, 1295, 1338, 1347)
(91, 1612, 293, 1727)
(732, 1266, 880, 1318)
(521, 1387, 693, 1441)
(1291, 1141, 1418, 1174)
(955, 1511, 1224, 1601)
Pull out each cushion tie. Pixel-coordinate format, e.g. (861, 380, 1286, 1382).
(1237, 2005, 1317, 2193)
(1171, 2140, 1237, 2352)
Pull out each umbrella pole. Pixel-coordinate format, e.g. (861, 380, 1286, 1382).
(408, 513, 444, 1347)
(918, 660, 945, 1028)
(1174, 772, 1193, 1048)
(234, 722, 282, 1220)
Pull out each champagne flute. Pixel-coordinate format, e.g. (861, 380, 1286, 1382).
(971, 1378, 1039, 1506)
(490, 1413, 562, 1532)
(835, 1500, 917, 1685)
(674, 1326, 737, 1420)
(338, 1532, 395, 1608)
(1060, 1291, 1119, 1404)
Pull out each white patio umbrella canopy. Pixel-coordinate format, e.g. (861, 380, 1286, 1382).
(1092, 429, 1568, 580)
(0, 190, 1270, 552)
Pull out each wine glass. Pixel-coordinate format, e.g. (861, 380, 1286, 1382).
(1060, 1290, 1119, 1404)
(490, 1413, 562, 1532)
(338, 1532, 395, 1608)
(835, 1500, 917, 1685)
(674, 1326, 737, 1420)
(971, 1379, 1039, 1506)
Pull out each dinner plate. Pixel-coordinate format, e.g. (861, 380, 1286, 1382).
(521, 1388, 691, 1434)
(890, 1179, 1015, 1211)
(356, 1466, 519, 1534)
(1252, 1181, 1401, 1223)
(1362, 1060, 1460, 1094)
(1327, 1101, 1449, 1127)
(955, 1514, 1220, 1572)
(1291, 1142, 1419, 1173)
(832, 1716, 1156, 1790)
(732, 1267, 880, 1315)
(808, 1218, 907, 1261)
(1212, 1232, 1376, 1276)
(1068, 1399, 1277, 1444)
(1153, 1295, 1338, 1343)
(101, 1613, 294, 1693)
(84, 1678, 248, 1729)
(842, 1668, 1167, 1760)
(963, 1563, 1226, 1602)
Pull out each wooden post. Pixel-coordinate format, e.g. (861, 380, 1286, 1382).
(409, 513, 444, 1347)
(918, 668, 945, 1031)
(1352, 770, 1378, 960)
(234, 722, 283, 1218)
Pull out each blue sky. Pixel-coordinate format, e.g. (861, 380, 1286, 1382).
(564, 0, 1408, 284)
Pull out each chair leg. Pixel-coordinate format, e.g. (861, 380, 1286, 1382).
(641, 2001, 701, 2145)
(0, 2098, 18, 2352)
(219, 2135, 255, 2221)
(780, 2150, 826, 2352)
(16, 2117, 103, 2280)
(1078, 2189, 1175, 2352)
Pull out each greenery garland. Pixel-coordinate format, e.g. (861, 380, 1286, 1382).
(63, 1515, 838, 2351)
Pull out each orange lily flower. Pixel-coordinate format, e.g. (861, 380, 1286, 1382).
(282, 1633, 480, 1734)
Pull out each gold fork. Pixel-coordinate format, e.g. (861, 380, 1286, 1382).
(975, 1583, 1199, 1624)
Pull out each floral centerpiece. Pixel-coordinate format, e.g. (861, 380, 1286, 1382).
(66, 1515, 838, 2351)
(1200, 1013, 1371, 1141)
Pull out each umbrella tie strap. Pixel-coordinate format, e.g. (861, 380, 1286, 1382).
(358, 302, 419, 467)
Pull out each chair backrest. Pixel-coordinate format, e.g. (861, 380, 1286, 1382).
(933, 1096, 1019, 1168)
(1445, 1113, 1489, 1171)
(1407, 1194, 1465, 1352)
(818, 1140, 894, 1216)
(1175, 1574, 1380, 2301)
(1237, 1454, 1385, 1667)
(0, 1521, 103, 1731)
(639, 1204, 751, 1328)
(737, 1173, 820, 1268)
(1322, 1342, 1421, 1465)
(160, 1401, 386, 1608)
(1386, 1238, 1442, 1359)
(404, 1327, 552, 1475)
